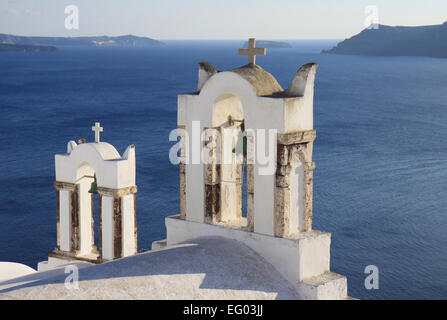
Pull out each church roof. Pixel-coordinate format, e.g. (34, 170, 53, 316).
(196, 62, 284, 97)
(228, 64, 283, 96)
(0, 237, 298, 299)
(71, 142, 121, 161)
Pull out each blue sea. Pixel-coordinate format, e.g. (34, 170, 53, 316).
(1, 40, 447, 300)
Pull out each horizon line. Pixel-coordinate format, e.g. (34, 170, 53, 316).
(0, 32, 342, 41)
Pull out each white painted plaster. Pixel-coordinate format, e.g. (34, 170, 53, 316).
(121, 194, 136, 257)
(165, 216, 330, 283)
(0, 262, 36, 283)
(37, 257, 93, 272)
(77, 176, 94, 256)
(283, 63, 318, 133)
(177, 65, 319, 235)
(179, 71, 286, 234)
(284, 97, 314, 133)
(253, 144, 276, 236)
(59, 189, 72, 252)
(185, 158, 205, 223)
(3, 238, 301, 300)
(55, 142, 135, 190)
(296, 272, 348, 300)
(53, 141, 137, 263)
(219, 125, 241, 222)
(101, 195, 114, 260)
(290, 161, 305, 234)
(220, 181, 237, 222)
(212, 94, 244, 127)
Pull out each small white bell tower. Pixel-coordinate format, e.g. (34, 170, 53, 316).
(38, 123, 138, 271)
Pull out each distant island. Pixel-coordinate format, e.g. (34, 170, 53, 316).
(322, 22, 447, 58)
(0, 34, 164, 49)
(0, 43, 58, 52)
(243, 40, 291, 48)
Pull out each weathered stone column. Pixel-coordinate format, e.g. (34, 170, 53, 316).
(290, 144, 316, 232)
(275, 144, 291, 237)
(235, 164, 243, 219)
(274, 130, 316, 237)
(53, 181, 78, 253)
(71, 185, 79, 253)
(246, 164, 255, 231)
(246, 130, 255, 231)
(178, 125, 187, 220)
(113, 197, 122, 259)
(204, 127, 220, 223)
(219, 125, 239, 223)
(98, 186, 138, 261)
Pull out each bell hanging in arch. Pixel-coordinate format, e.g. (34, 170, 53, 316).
(232, 121, 247, 161)
(88, 175, 99, 195)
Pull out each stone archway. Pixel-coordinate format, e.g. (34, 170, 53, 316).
(212, 93, 244, 127)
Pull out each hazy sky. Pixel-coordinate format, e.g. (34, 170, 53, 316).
(1, 0, 446, 39)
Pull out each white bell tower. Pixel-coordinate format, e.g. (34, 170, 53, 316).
(38, 123, 138, 271)
(158, 39, 350, 299)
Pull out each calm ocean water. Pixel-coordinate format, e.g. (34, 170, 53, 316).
(1, 40, 447, 299)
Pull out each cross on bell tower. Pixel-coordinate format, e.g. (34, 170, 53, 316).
(92, 122, 103, 143)
(238, 38, 266, 65)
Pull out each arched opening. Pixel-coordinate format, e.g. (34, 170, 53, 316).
(212, 94, 244, 127)
(75, 163, 100, 259)
(204, 93, 254, 229)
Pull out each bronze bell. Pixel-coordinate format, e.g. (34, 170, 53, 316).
(88, 176, 98, 195)
(232, 122, 247, 160)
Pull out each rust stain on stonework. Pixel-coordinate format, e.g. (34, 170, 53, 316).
(205, 184, 220, 223)
(71, 186, 79, 252)
(99, 195, 103, 257)
(179, 163, 186, 219)
(98, 185, 137, 198)
(113, 197, 122, 259)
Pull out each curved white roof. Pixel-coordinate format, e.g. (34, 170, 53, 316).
(0, 237, 298, 299)
(70, 142, 121, 161)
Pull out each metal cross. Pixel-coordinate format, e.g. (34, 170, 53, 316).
(238, 38, 266, 65)
(92, 122, 103, 143)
